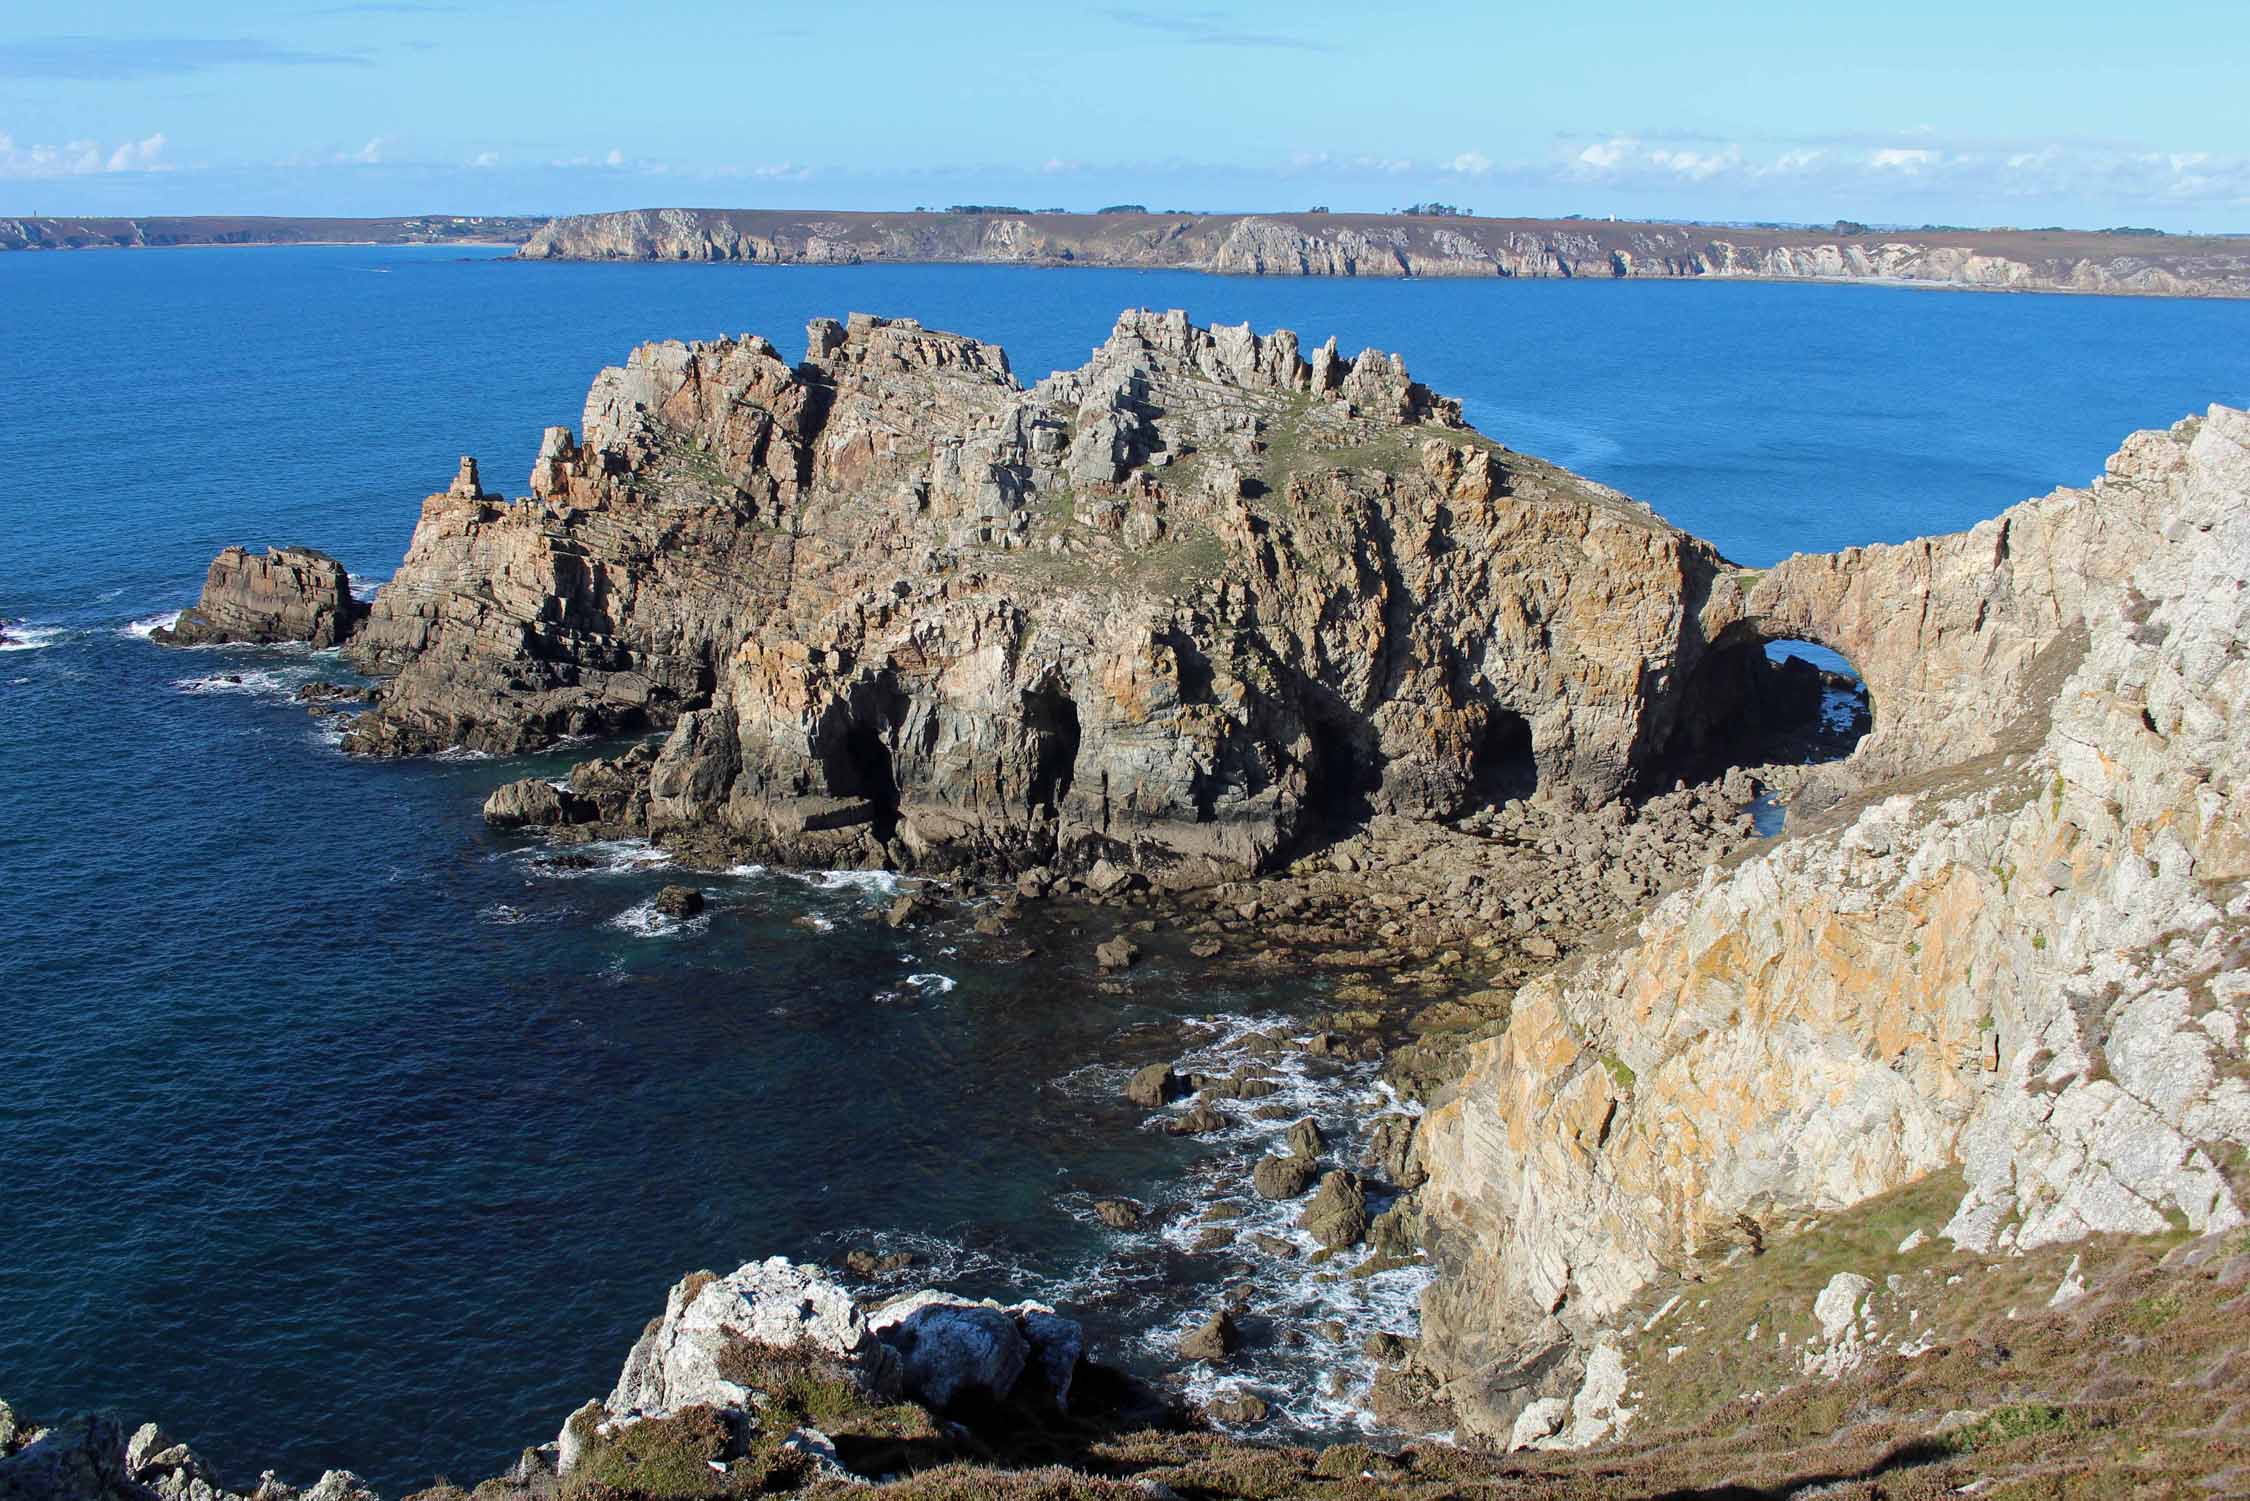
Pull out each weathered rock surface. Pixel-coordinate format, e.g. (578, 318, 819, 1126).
(605, 1258, 902, 1418)
(516, 209, 2250, 300)
(866, 1291, 1084, 1411)
(0, 1401, 373, 1501)
(261, 306, 1828, 883)
(152, 546, 365, 648)
(1417, 406, 2250, 1441)
(481, 778, 593, 828)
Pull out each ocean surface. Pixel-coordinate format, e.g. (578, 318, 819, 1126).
(3, 247, 2245, 1492)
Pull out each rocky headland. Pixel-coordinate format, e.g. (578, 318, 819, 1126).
(0, 215, 543, 252)
(125, 310, 2250, 1496)
(517, 209, 2250, 299)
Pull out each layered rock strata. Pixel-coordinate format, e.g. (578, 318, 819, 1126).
(153, 546, 365, 648)
(518, 209, 2250, 299)
(1415, 406, 2250, 1442)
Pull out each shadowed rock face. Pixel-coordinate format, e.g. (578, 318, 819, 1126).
(1415, 406, 2250, 1443)
(333, 308, 1768, 881)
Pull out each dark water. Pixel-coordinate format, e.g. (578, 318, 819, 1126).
(3, 248, 2246, 1491)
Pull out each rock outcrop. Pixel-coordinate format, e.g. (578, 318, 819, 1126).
(1415, 405, 2250, 1442)
(318, 307, 1781, 883)
(0, 1398, 373, 1501)
(517, 209, 2250, 300)
(152, 546, 366, 648)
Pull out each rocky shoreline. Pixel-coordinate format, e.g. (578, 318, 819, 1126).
(516, 208, 2250, 299)
(120, 306, 2250, 1495)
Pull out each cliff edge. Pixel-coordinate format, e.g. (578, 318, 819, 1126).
(1415, 405, 2250, 1442)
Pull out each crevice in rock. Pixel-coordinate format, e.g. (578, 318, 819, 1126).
(1022, 683, 1082, 818)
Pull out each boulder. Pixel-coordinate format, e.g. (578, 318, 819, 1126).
(866, 1294, 1026, 1412)
(1284, 1117, 1324, 1158)
(1177, 1308, 1239, 1363)
(1299, 1170, 1369, 1249)
(1094, 936, 1141, 970)
(1092, 1199, 1143, 1229)
(867, 1292, 1084, 1411)
(1164, 1100, 1229, 1136)
(652, 885, 705, 919)
(1124, 1063, 1187, 1108)
(483, 778, 594, 829)
(153, 546, 366, 648)
(1252, 1154, 1319, 1201)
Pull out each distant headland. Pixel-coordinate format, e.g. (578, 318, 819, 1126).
(0, 213, 545, 251)
(10, 206, 2247, 298)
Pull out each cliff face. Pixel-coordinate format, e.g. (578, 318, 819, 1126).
(1415, 406, 2250, 1441)
(516, 209, 2250, 299)
(338, 309, 1751, 881)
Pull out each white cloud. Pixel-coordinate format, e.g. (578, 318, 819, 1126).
(1447, 150, 1492, 176)
(1869, 147, 1938, 172)
(467, 149, 499, 168)
(1, 129, 171, 176)
(1649, 145, 1741, 180)
(604, 147, 625, 167)
(1574, 136, 1636, 172)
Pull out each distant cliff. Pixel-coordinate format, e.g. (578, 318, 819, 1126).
(0, 214, 543, 252)
(517, 208, 2250, 298)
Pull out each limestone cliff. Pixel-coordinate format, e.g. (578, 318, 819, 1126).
(517, 209, 2250, 299)
(335, 309, 1759, 882)
(1415, 406, 2250, 1441)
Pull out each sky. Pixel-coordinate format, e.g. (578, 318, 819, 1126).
(2, 0, 2245, 231)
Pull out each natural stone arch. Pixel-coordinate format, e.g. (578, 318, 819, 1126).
(1639, 614, 1871, 793)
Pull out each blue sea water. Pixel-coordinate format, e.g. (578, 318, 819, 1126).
(2, 247, 2246, 1492)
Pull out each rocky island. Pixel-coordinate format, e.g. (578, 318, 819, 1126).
(517, 208, 2250, 298)
(81, 308, 2250, 1497)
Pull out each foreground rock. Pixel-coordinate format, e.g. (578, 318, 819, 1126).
(152, 546, 365, 648)
(1418, 406, 2250, 1442)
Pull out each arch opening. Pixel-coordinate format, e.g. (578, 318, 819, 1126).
(1646, 635, 1871, 805)
(1022, 684, 1082, 818)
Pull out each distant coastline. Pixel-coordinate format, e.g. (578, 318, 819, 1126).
(10, 207, 2248, 299)
(0, 213, 544, 252)
(510, 207, 2250, 299)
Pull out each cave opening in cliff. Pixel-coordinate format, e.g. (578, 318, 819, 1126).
(1646, 635, 1871, 798)
(1471, 704, 1538, 805)
(1301, 705, 1381, 840)
(1022, 684, 1082, 817)
(838, 724, 902, 842)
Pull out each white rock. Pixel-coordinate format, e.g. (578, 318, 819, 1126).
(1896, 1229, 1927, 1254)
(1814, 1272, 1874, 1342)
(2047, 1254, 2088, 1308)
(608, 1258, 901, 1418)
(1507, 1396, 1568, 1451)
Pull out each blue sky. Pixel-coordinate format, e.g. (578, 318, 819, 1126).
(3, 0, 2245, 230)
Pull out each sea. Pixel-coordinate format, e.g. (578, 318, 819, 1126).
(2, 246, 2245, 1492)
